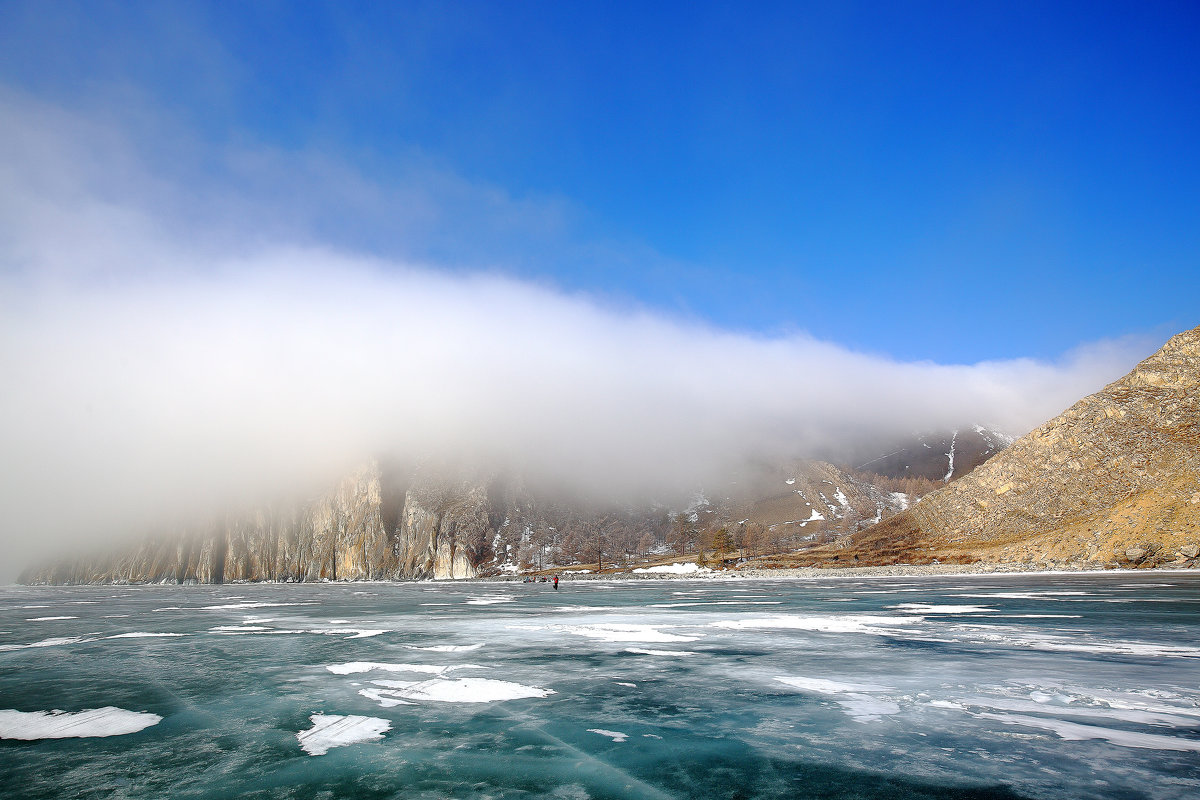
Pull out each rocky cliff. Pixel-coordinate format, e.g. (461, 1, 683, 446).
(840, 326, 1200, 568)
(20, 462, 499, 584)
(20, 454, 939, 584)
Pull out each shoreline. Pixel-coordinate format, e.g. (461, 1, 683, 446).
(10, 563, 1196, 589)
(501, 562, 1198, 582)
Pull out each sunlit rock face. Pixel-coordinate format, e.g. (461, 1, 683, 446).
(852, 326, 1200, 568)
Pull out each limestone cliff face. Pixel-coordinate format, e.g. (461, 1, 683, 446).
(19, 462, 503, 584)
(849, 326, 1200, 568)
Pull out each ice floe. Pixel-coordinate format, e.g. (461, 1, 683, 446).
(296, 713, 391, 755)
(360, 677, 554, 704)
(0, 707, 162, 740)
(588, 728, 628, 742)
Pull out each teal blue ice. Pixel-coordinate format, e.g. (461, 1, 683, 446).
(2, 574, 1198, 799)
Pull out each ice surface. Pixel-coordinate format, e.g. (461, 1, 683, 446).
(26, 616, 77, 621)
(296, 713, 391, 755)
(5, 576, 1199, 800)
(0, 707, 161, 740)
(775, 677, 899, 722)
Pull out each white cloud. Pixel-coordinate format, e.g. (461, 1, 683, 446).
(0, 89, 1152, 576)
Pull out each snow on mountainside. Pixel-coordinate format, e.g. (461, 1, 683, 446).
(854, 426, 1013, 483)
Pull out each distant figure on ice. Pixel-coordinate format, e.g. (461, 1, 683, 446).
(553, 575, 559, 590)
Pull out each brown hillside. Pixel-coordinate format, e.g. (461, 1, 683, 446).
(830, 326, 1200, 569)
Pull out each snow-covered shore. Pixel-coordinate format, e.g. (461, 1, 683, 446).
(499, 562, 1197, 581)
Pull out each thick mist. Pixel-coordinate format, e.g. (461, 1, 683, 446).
(0, 90, 1153, 579)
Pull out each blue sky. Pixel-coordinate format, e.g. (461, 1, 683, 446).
(1, 0, 1197, 361)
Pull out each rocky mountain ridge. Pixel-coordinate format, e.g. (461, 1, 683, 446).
(835, 325, 1200, 569)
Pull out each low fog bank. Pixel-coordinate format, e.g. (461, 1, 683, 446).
(0, 258, 1150, 577)
(0, 89, 1154, 579)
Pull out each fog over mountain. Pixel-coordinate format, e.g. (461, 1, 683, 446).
(0, 91, 1152, 579)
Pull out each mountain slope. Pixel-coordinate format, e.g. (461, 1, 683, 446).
(855, 426, 1013, 482)
(841, 326, 1200, 568)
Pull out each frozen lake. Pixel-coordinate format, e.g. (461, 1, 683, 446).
(1, 573, 1198, 799)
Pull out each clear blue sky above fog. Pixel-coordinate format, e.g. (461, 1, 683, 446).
(1, 0, 1197, 362)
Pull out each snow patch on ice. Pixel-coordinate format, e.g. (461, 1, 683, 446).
(0, 636, 93, 651)
(0, 707, 161, 740)
(26, 616, 76, 621)
(891, 604, 995, 614)
(296, 713, 390, 755)
(775, 676, 893, 693)
(200, 601, 316, 610)
(588, 728, 628, 742)
(465, 595, 516, 605)
(711, 614, 924, 635)
(107, 632, 187, 639)
(326, 662, 483, 676)
(978, 713, 1200, 751)
(624, 647, 698, 656)
(407, 643, 484, 652)
(362, 677, 554, 704)
(558, 624, 700, 643)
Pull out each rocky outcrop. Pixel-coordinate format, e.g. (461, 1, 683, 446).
(844, 326, 1200, 568)
(20, 462, 500, 584)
